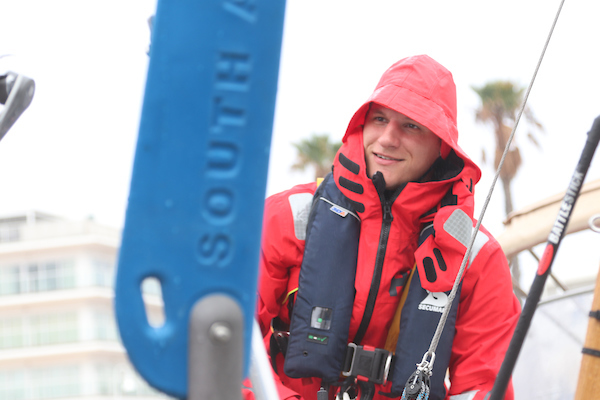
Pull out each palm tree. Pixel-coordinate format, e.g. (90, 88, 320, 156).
(291, 133, 342, 180)
(472, 81, 543, 286)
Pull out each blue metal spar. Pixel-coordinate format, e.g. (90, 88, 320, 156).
(114, 0, 286, 398)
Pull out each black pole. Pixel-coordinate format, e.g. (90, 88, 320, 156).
(489, 115, 600, 400)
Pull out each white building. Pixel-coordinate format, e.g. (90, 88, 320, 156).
(0, 211, 170, 400)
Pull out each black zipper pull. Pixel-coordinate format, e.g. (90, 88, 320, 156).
(383, 202, 393, 223)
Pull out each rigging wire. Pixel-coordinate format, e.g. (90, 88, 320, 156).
(424, 0, 567, 364)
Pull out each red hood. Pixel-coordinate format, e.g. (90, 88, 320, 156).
(332, 56, 482, 295)
(342, 55, 481, 186)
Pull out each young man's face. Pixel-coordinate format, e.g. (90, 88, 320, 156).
(363, 103, 442, 190)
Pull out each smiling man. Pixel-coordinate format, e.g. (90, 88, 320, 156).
(253, 55, 520, 400)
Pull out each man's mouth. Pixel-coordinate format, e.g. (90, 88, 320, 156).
(375, 153, 401, 161)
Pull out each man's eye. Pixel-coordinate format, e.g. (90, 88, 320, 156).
(374, 116, 386, 122)
(407, 123, 420, 130)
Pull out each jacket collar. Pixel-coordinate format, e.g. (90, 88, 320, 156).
(332, 131, 472, 229)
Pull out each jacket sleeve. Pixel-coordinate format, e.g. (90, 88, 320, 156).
(446, 230, 521, 400)
(256, 189, 310, 334)
(254, 187, 315, 400)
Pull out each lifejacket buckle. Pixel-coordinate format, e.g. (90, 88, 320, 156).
(341, 343, 393, 385)
(270, 317, 290, 355)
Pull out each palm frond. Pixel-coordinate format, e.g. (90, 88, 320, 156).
(291, 133, 342, 179)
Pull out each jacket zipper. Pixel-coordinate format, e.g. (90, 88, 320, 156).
(352, 194, 394, 345)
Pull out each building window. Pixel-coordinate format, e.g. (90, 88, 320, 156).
(0, 370, 26, 400)
(29, 313, 78, 347)
(92, 259, 114, 288)
(56, 261, 76, 289)
(27, 264, 39, 293)
(95, 364, 173, 398)
(0, 260, 75, 296)
(0, 317, 23, 349)
(0, 364, 173, 399)
(31, 366, 80, 399)
(0, 266, 20, 295)
(0, 310, 128, 350)
(43, 263, 57, 291)
(0, 312, 78, 349)
(0, 225, 20, 243)
(94, 312, 119, 341)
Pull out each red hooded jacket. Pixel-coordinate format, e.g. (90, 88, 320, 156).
(255, 55, 520, 400)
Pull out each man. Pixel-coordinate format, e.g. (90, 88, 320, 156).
(255, 55, 520, 400)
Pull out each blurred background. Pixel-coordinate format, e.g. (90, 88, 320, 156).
(0, 0, 599, 399)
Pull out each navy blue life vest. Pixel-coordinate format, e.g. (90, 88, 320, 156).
(283, 173, 461, 399)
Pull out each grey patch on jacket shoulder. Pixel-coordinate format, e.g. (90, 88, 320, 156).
(288, 193, 313, 240)
(467, 230, 490, 270)
(443, 209, 491, 270)
(449, 390, 479, 400)
(443, 208, 472, 247)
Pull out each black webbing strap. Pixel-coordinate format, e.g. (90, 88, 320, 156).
(580, 311, 600, 357)
(269, 317, 290, 373)
(582, 348, 600, 358)
(588, 310, 600, 321)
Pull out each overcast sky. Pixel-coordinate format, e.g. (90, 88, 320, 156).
(1, 0, 599, 281)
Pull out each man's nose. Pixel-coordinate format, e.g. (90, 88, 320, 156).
(378, 122, 402, 147)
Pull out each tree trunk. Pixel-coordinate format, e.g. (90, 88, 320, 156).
(501, 177, 514, 216)
(501, 177, 522, 292)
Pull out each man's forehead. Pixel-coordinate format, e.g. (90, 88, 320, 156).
(369, 103, 416, 122)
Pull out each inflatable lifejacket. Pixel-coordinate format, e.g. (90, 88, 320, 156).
(281, 173, 462, 399)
